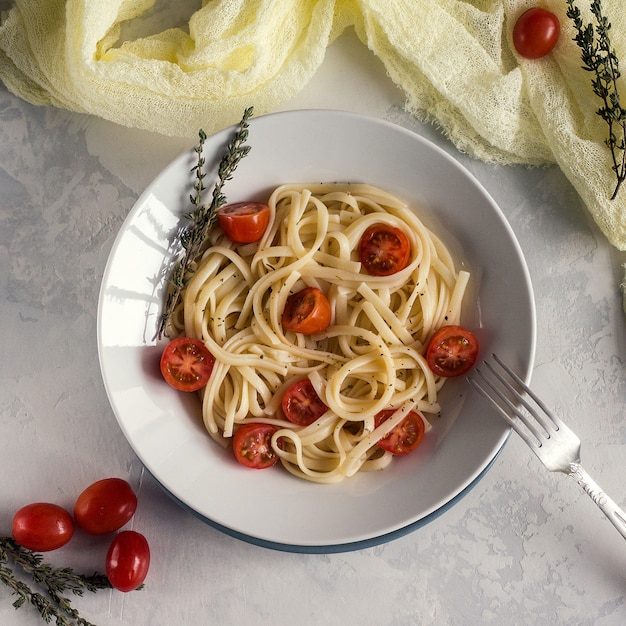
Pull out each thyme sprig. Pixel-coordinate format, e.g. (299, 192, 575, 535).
(158, 107, 254, 338)
(1, 536, 111, 625)
(567, 0, 626, 199)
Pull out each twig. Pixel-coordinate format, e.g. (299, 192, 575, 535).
(567, 0, 626, 199)
(1, 536, 111, 625)
(158, 107, 254, 338)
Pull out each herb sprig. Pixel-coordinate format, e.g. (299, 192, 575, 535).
(567, 0, 626, 199)
(1, 536, 111, 625)
(158, 107, 254, 338)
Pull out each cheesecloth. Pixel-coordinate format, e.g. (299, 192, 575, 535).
(1, 0, 626, 255)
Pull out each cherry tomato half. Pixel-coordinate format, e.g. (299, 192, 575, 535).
(74, 478, 138, 535)
(282, 378, 328, 426)
(217, 201, 270, 243)
(233, 423, 280, 469)
(425, 325, 479, 377)
(281, 287, 331, 335)
(513, 8, 560, 59)
(160, 336, 215, 392)
(106, 530, 150, 592)
(12, 502, 75, 552)
(359, 224, 411, 276)
(375, 410, 425, 456)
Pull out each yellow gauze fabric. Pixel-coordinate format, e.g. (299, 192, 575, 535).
(1, 0, 626, 251)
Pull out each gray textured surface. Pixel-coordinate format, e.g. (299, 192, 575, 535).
(2, 30, 626, 626)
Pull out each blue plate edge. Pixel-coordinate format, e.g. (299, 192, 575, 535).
(147, 429, 511, 554)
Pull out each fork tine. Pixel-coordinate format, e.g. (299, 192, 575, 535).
(481, 360, 555, 439)
(467, 353, 573, 450)
(467, 366, 544, 449)
(490, 353, 567, 433)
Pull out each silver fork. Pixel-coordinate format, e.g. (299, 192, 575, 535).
(467, 353, 626, 540)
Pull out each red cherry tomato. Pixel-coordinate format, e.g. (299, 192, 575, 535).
(233, 423, 280, 469)
(12, 503, 75, 552)
(375, 410, 425, 455)
(106, 530, 150, 592)
(281, 287, 331, 335)
(425, 325, 479, 377)
(160, 336, 215, 392)
(74, 478, 138, 535)
(513, 8, 560, 59)
(282, 378, 328, 426)
(217, 202, 270, 243)
(359, 224, 411, 276)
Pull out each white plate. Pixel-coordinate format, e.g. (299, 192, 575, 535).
(98, 110, 535, 552)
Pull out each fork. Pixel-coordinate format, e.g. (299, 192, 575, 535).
(467, 354, 626, 540)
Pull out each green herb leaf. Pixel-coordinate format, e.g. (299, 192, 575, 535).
(567, 0, 626, 199)
(158, 107, 254, 338)
(1, 536, 112, 625)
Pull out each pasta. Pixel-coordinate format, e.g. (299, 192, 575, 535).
(168, 183, 470, 483)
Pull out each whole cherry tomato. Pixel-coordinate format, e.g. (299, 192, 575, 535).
(74, 478, 138, 535)
(217, 201, 270, 243)
(425, 325, 479, 377)
(359, 224, 411, 276)
(281, 287, 331, 335)
(106, 530, 150, 592)
(160, 336, 215, 392)
(12, 502, 75, 551)
(513, 8, 560, 59)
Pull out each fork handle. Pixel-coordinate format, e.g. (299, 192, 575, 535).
(568, 463, 626, 540)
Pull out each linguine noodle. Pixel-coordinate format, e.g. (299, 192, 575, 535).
(168, 183, 469, 483)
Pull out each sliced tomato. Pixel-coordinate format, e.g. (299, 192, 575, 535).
(233, 423, 280, 469)
(375, 409, 425, 455)
(282, 378, 327, 426)
(425, 325, 479, 377)
(513, 8, 560, 59)
(217, 201, 270, 243)
(281, 287, 331, 335)
(160, 336, 215, 392)
(359, 224, 411, 276)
